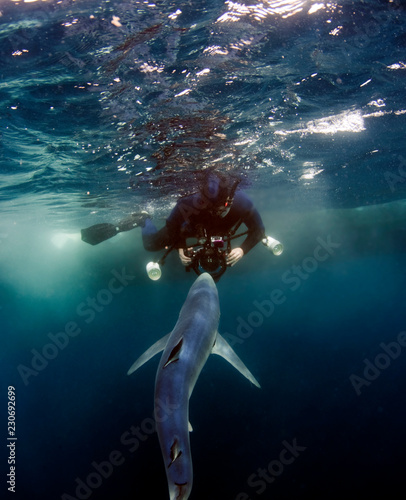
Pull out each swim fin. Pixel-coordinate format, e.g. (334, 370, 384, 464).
(81, 212, 149, 245)
(81, 223, 119, 245)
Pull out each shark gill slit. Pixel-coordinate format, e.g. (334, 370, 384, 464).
(168, 438, 183, 468)
(163, 338, 183, 368)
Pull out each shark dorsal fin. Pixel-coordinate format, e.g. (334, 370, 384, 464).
(127, 333, 171, 375)
(212, 333, 261, 388)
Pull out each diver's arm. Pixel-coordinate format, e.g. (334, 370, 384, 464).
(165, 194, 198, 248)
(166, 197, 196, 264)
(224, 196, 264, 265)
(164, 201, 187, 248)
(239, 206, 265, 255)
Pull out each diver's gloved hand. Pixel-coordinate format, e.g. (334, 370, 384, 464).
(178, 248, 193, 266)
(226, 247, 244, 267)
(117, 212, 149, 231)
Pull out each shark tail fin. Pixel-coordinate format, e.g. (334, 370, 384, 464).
(127, 333, 171, 376)
(212, 333, 261, 388)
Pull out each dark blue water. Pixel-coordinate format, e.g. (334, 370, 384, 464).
(1, 1, 406, 499)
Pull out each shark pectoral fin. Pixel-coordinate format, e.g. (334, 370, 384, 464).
(127, 333, 171, 375)
(212, 333, 261, 388)
(188, 421, 193, 432)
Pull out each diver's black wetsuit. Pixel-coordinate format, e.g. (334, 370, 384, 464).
(142, 190, 265, 254)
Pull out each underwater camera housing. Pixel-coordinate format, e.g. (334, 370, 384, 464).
(145, 223, 284, 281)
(186, 236, 228, 282)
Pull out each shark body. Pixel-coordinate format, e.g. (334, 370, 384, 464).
(128, 273, 260, 500)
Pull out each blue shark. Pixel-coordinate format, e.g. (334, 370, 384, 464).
(127, 272, 260, 500)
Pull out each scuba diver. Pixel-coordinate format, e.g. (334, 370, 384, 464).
(81, 170, 282, 281)
(138, 170, 266, 281)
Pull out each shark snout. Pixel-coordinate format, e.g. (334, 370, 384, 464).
(195, 272, 215, 286)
